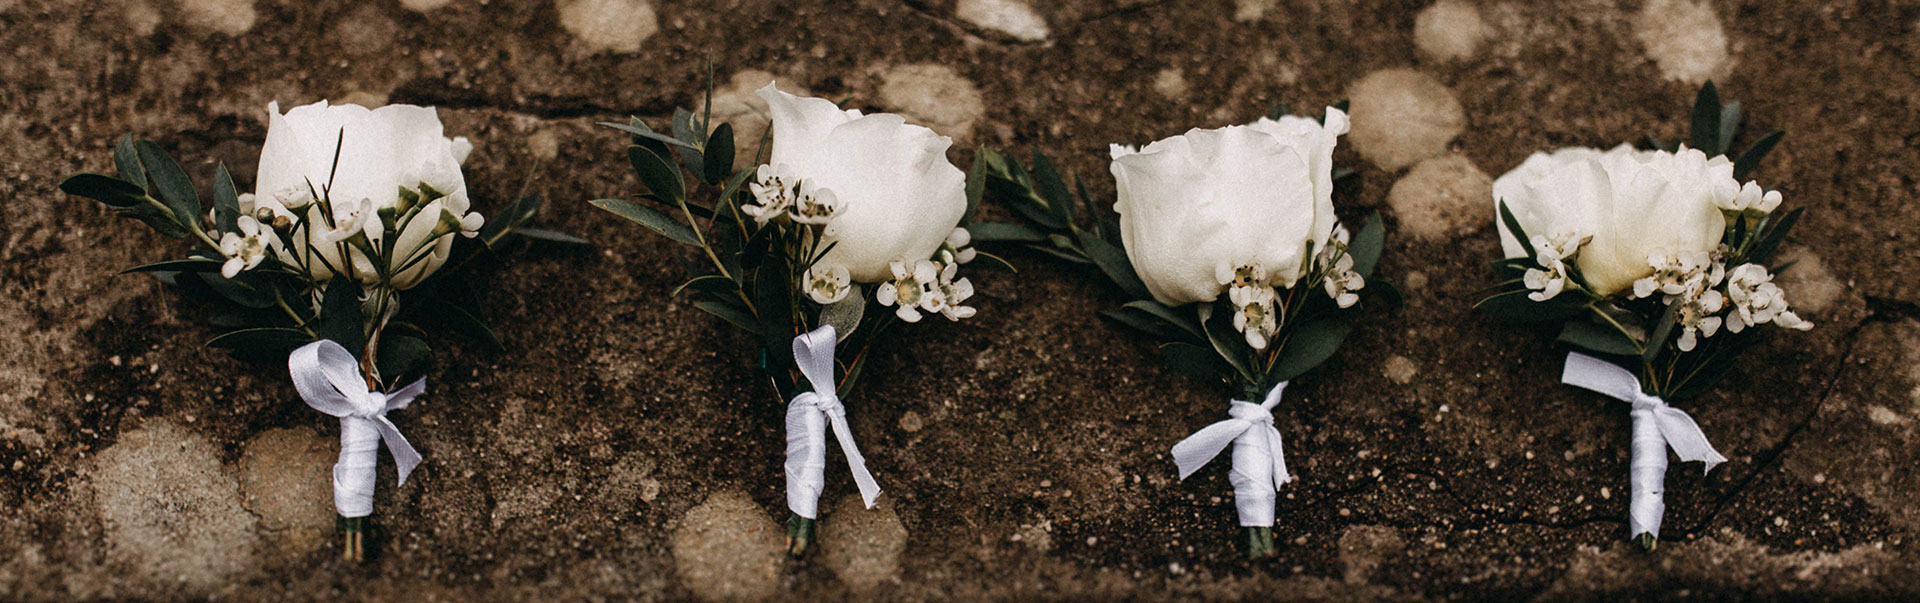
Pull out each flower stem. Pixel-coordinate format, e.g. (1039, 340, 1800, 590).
(1244, 526, 1278, 560)
(339, 515, 366, 562)
(786, 515, 815, 558)
(1633, 532, 1658, 552)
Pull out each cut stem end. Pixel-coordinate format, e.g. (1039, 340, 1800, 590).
(787, 515, 815, 559)
(1244, 526, 1277, 560)
(339, 515, 366, 563)
(1633, 532, 1658, 552)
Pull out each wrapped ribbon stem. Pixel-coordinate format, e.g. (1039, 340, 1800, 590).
(1561, 352, 1725, 550)
(782, 325, 882, 557)
(290, 339, 427, 562)
(1170, 382, 1292, 559)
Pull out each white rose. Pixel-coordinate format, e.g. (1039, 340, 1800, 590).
(756, 84, 967, 283)
(1492, 144, 1731, 297)
(253, 100, 479, 290)
(1110, 108, 1350, 306)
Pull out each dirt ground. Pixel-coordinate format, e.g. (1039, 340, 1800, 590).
(3, 0, 1919, 600)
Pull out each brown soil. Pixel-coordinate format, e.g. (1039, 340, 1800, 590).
(3, 0, 1918, 600)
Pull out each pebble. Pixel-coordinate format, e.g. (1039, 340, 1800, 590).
(670, 490, 782, 601)
(1632, 0, 1730, 84)
(954, 0, 1050, 42)
(179, 0, 256, 35)
(1388, 154, 1493, 241)
(1414, 0, 1487, 63)
(556, 0, 658, 54)
(879, 64, 986, 140)
(1346, 69, 1465, 171)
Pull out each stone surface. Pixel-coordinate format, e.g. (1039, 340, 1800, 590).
(1386, 153, 1493, 241)
(177, 0, 256, 35)
(237, 427, 335, 557)
(709, 69, 802, 171)
(670, 490, 783, 601)
(1413, 0, 1487, 63)
(878, 63, 985, 140)
(1633, 0, 1731, 84)
(556, 0, 657, 54)
(818, 494, 908, 591)
(399, 0, 453, 12)
(1346, 68, 1465, 171)
(1233, 0, 1274, 22)
(1773, 246, 1847, 316)
(93, 422, 258, 594)
(1151, 68, 1188, 100)
(955, 0, 1050, 43)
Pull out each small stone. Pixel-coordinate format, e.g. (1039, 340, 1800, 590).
(898, 410, 924, 433)
(556, 0, 658, 54)
(879, 63, 986, 140)
(1867, 405, 1908, 426)
(1233, 0, 1275, 22)
(178, 0, 256, 35)
(238, 427, 335, 556)
(954, 0, 1049, 42)
(1387, 154, 1493, 241)
(1152, 68, 1189, 100)
(399, 0, 453, 11)
(1346, 69, 1465, 171)
(1633, 0, 1731, 84)
(670, 490, 782, 602)
(528, 129, 562, 162)
(1772, 247, 1845, 315)
(337, 90, 390, 108)
(1414, 0, 1487, 63)
(94, 421, 258, 592)
(818, 495, 908, 591)
(1384, 355, 1419, 385)
(123, 1, 162, 36)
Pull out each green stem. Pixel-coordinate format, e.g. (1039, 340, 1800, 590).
(786, 515, 815, 558)
(1588, 303, 1647, 355)
(1245, 526, 1277, 560)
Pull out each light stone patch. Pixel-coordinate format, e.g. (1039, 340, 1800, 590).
(1413, 0, 1487, 63)
(123, 1, 163, 36)
(556, 0, 659, 54)
(1152, 68, 1189, 100)
(94, 421, 259, 593)
(1386, 154, 1492, 241)
(1632, 0, 1731, 84)
(399, 0, 454, 11)
(238, 427, 335, 557)
(1383, 355, 1419, 385)
(709, 70, 806, 171)
(955, 0, 1050, 42)
(177, 0, 256, 35)
(1234, 0, 1275, 22)
(1346, 69, 1465, 171)
(670, 490, 782, 602)
(1772, 246, 1845, 315)
(879, 64, 986, 140)
(818, 494, 908, 591)
(1337, 525, 1405, 584)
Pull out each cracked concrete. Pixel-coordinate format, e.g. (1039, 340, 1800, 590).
(2, 0, 1917, 599)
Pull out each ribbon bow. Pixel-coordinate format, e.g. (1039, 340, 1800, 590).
(1561, 352, 1725, 537)
(784, 325, 881, 519)
(289, 339, 425, 518)
(1170, 383, 1291, 527)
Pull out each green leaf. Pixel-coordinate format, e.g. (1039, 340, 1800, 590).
(696, 300, 762, 335)
(589, 198, 699, 247)
(672, 108, 706, 175)
(598, 121, 698, 150)
(968, 249, 1018, 272)
(1121, 299, 1206, 342)
(136, 140, 202, 229)
(626, 145, 685, 202)
(1030, 149, 1074, 226)
(1556, 319, 1642, 356)
(1747, 206, 1802, 263)
(121, 257, 225, 273)
(1269, 318, 1352, 383)
(1642, 302, 1679, 363)
(1077, 230, 1150, 300)
(672, 274, 737, 296)
(1348, 212, 1385, 278)
(1198, 302, 1257, 383)
(316, 280, 366, 356)
(374, 335, 433, 385)
(1690, 81, 1721, 155)
(1732, 130, 1783, 180)
(59, 173, 147, 207)
(967, 222, 1047, 243)
(431, 297, 503, 351)
(212, 163, 240, 233)
(113, 134, 146, 191)
(1101, 307, 1187, 342)
(1157, 342, 1227, 383)
(1472, 289, 1585, 322)
(1717, 100, 1742, 154)
(511, 228, 592, 245)
(1497, 199, 1531, 253)
(702, 122, 735, 185)
(206, 327, 311, 354)
(119, 204, 192, 239)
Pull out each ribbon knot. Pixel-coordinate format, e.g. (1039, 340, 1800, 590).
(289, 339, 425, 518)
(784, 325, 881, 519)
(1170, 383, 1292, 527)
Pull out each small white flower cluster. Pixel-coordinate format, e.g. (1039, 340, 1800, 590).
(218, 212, 278, 278)
(745, 163, 842, 236)
(873, 246, 976, 323)
(1713, 180, 1783, 215)
(1523, 231, 1593, 302)
(1218, 225, 1366, 351)
(1629, 248, 1811, 351)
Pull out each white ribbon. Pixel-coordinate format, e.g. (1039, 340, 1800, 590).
(289, 339, 425, 518)
(784, 325, 881, 519)
(1560, 352, 1726, 538)
(1171, 383, 1291, 527)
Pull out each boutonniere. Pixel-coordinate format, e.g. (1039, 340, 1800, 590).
(589, 75, 996, 557)
(1476, 83, 1807, 550)
(972, 105, 1392, 558)
(59, 101, 579, 561)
